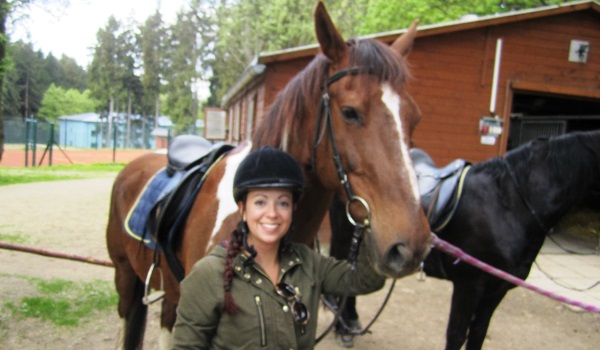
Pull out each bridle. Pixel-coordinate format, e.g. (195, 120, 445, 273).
(502, 158, 549, 233)
(311, 66, 373, 259)
(311, 66, 397, 342)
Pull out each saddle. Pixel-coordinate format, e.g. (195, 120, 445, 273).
(125, 135, 234, 282)
(410, 148, 471, 232)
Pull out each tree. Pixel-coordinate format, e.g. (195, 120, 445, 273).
(37, 83, 66, 121)
(358, 0, 567, 34)
(38, 84, 99, 121)
(88, 16, 123, 146)
(9, 40, 46, 119)
(58, 55, 87, 91)
(139, 10, 166, 127)
(164, 10, 201, 134)
(116, 21, 142, 148)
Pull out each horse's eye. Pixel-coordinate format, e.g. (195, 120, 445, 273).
(341, 107, 362, 124)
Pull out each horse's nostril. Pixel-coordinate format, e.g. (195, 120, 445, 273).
(384, 243, 410, 274)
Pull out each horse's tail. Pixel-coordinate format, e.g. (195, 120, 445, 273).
(124, 278, 148, 350)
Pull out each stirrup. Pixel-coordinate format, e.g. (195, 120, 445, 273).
(143, 263, 165, 305)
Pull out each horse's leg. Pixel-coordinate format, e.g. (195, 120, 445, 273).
(328, 195, 361, 348)
(107, 201, 148, 350)
(158, 299, 178, 350)
(114, 261, 148, 350)
(465, 288, 508, 350)
(445, 281, 484, 350)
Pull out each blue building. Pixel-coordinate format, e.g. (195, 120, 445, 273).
(58, 113, 104, 148)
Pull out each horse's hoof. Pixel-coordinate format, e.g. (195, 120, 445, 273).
(336, 334, 354, 348)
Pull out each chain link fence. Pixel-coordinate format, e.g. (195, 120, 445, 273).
(4, 116, 164, 150)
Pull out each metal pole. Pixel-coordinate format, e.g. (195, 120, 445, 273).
(32, 118, 37, 167)
(49, 123, 54, 166)
(112, 120, 117, 163)
(24, 119, 29, 167)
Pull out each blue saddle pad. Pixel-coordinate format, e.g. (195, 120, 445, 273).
(124, 168, 184, 249)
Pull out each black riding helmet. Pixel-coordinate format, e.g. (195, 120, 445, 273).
(233, 146, 304, 203)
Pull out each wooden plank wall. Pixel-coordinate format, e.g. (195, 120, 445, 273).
(409, 11, 600, 165)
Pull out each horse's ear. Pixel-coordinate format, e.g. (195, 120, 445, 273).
(391, 20, 419, 58)
(314, 1, 348, 63)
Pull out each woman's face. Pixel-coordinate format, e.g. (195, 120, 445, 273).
(239, 188, 294, 248)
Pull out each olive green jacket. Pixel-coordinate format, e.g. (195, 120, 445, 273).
(171, 242, 385, 350)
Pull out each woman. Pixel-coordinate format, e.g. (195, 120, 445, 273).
(171, 146, 385, 349)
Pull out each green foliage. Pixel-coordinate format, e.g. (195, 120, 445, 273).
(38, 85, 100, 121)
(88, 16, 123, 105)
(0, 163, 124, 186)
(3, 277, 118, 326)
(2, 40, 88, 119)
(139, 10, 166, 120)
(358, 0, 567, 34)
(164, 10, 200, 134)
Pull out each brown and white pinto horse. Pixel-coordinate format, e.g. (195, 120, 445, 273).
(106, 2, 430, 348)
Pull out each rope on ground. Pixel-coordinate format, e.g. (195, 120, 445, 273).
(0, 241, 114, 267)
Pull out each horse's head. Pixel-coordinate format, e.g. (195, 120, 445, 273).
(253, 2, 431, 278)
(310, 2, 430, 278)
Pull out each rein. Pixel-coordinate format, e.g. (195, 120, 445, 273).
(310, 66, 393, 343)
(502, 159, 549, 233)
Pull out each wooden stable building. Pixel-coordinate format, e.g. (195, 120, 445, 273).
(220, 1, 600, 165)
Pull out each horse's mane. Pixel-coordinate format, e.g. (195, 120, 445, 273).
(252, 38, 409, 150)
(475, 131, 600, 202)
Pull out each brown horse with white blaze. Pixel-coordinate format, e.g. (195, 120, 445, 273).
(106, 2, 430, 349)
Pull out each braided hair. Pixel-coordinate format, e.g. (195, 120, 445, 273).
(222, 220, 250, 316)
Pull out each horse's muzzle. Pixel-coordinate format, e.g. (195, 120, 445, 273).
(382, 241, 430, 278)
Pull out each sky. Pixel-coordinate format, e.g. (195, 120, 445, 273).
(9, 0, 191, 68)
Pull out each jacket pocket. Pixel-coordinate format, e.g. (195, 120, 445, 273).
(254, 295, 267, 347)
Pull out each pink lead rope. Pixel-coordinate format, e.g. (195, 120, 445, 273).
(431, 233, 600, 314)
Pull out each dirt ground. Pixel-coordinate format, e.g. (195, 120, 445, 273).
(0, 176, 599, 349)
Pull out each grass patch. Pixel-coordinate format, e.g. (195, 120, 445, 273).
(0, 163, 125, 186)
(3, 277, 117, 326)
(0, 233, 29, 244)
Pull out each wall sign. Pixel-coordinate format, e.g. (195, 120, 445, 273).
(204, 108, 227, 140)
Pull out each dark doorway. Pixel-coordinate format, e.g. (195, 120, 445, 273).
(507, 92, 600, 150)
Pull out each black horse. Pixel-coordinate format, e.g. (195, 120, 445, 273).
(329, 130, 600, 350)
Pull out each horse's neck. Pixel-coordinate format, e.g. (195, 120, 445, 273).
(516, 149, 597, 228)
(289, 180, 334, 247)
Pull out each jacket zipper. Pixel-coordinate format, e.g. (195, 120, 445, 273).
(254, 295, 267, 347)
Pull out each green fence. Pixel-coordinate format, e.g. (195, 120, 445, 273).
(5, 117, 54, 146)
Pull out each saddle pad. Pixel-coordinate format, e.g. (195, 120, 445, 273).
(124, 168, 184, 249)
